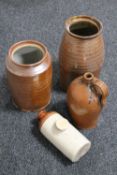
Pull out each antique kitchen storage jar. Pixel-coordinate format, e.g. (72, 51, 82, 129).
(67, 72, 109, 129)
(59, 15, 104, 91)
(6, 40, 52, 111)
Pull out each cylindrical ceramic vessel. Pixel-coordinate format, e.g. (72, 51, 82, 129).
(67, 72, 109, 129)
(6, 40, 52, 111)
(59, 15, 104, 90)
(38, 111, 91, 162)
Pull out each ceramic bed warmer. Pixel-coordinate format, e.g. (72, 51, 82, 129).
(38, 111, 91, 162)
(67, 72, 109, 129)
(6, 40, 52, 111)
(59, 15, 105, 91)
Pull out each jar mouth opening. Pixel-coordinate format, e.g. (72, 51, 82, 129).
(65, 15, 103, 39)
(9, 40, 47, 67)
(83, 72, 94, 81)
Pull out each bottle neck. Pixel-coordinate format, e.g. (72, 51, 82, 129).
(82, 72, 94, 84)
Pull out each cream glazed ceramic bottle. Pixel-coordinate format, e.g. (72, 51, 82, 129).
(38, 111, 91, 162)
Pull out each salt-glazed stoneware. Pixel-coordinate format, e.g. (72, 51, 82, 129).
(59, 15, 105, 91)
(38, 110, 91, 162)
(6, 40, 52, 111)
(67, 72, 109, 129)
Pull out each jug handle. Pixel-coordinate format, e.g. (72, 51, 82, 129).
(92, 78, 109, 107)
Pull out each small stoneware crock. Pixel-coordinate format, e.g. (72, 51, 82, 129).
(59, 15, 105, 91)
(6, 40, 52, 111)
(67, 72, 109, 129)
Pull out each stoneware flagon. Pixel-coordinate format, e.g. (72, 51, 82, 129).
(67, 72, 109, 129)
(59, 15, 105, 90)
(38, 110, 91, 162)
(6, 40, 52, 111)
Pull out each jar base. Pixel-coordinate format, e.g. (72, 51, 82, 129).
(77, 123, 97, 130)
(12, 98, 51, 112)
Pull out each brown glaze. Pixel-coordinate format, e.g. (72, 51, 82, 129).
(59, 15, 104, 91)
(6, 40, 52, 111)
(38, 110, 56, 128)
(67, 72, 109, 129)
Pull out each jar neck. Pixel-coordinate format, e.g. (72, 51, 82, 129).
(6, 40, 51, 77)
(65, 15, 103, 40)
(8, 40, 48, 68)
(82, 72, 94, 84)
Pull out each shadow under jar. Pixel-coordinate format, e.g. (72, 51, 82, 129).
(6, 40, 52, 111)
(59, 15, 105, 91)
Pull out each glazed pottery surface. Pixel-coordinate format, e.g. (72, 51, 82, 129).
(59, 15, 105, 91)
(67, 72, 109, 129)
(38, 111, 91, 162)
(6, 40, 52, 111)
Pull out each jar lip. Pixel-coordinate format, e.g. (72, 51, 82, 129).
(83, 72, 94, 81)
(8, 40, 48, 67)
(65, 15, 103, 39)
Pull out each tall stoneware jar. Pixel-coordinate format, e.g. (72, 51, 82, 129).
(67, 72, 109, 129)
(59, 15, 104, 91)
(6, 40, 52, 111)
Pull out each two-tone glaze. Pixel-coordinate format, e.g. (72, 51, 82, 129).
(67, 72, 109, 129)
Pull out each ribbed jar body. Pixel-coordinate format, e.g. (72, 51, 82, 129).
(59, 15, 104, 91)
(6, 40, 52, 111)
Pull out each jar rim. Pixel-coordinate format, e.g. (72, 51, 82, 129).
(65, 15, 103, 39)
(8, 40, 48, 67)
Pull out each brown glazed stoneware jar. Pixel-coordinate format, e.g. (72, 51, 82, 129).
(67, 72, 109, 129)
(6, 40, 52, 111)
(59, 15, 104, 91)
